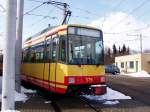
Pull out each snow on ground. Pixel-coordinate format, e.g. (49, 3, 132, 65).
(84, 87, 131, 105)
(103, 100, 120, 105)
(1, 110, 20, 112)
(14, 91, 28, 102)
(21, 87, 36, 94)
(0, 76, 36, 103)
(123, 71, 150, 77)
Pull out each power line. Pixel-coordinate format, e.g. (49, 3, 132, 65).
(71, 15, 93, 20)
(27, 0, 44, 3)
(29, 15, 56, 27)
(101, 0, 127, 28)
(28, 0, 67, 11)
(24, 17, 49, 35)
(104, 38, 139, 45)
(104, 24, 150, 35)
(108, 0, 149, 31)
(73, 7, 100, 17)
(112, 0, 126, 12)
(26, 13, 57, 19)
(24, 3, 45, 15)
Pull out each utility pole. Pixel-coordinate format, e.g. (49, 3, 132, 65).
(139, 34, 142, 54)
(15, 0, 24, 92)
(1, 0, 17, 110)
(126, 33, 143, 54)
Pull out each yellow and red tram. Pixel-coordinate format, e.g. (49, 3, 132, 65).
(1, 24, 106, 95)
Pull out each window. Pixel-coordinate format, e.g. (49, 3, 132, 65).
(121, 62, 124, 68)
(59, 36, 66, 62)
(35, 44, 44, 62)
(23, 47, 31, 62)
(22, 42, 45, 63)
(31, 51, 36, 62)
(129, 61, 134, 68)
(52, 38, 59, 61)
(36, 52, 40, 60)
(45, 39, 51, 61)
(68, 34, 103, 65)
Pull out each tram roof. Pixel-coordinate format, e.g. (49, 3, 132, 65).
(24, 24, 101, 48)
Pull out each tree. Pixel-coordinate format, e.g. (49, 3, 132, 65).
(122, 44, 126, 54)
(113, 44, 117, 55)
(107, 48, 111, 56)
(126, 47, 130, 54)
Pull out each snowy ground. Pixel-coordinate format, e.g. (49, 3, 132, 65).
(122, 71, 150, 77)
(0, 76, 132, 106)
(84, 87, 131, 105)
(1, 110, 20, 112)
(0, 76, 36, 103)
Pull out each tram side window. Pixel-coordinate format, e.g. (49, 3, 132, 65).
(23, 47, 32, 62)
(35, 51, 44, 62)
(45, 40, 51, 61)
(34, 43, 44, 63)
(30, 49, 36, 62)
(52, 38, 58, 61)
(59, 36, 66, 62)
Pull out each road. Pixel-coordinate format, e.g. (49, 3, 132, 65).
(106, 75, 150, 105)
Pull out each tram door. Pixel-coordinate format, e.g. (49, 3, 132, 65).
(43, 39, 51, 90)
(51, 37, 59, 92)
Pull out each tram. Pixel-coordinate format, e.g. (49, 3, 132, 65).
(1, 24, 107, 95)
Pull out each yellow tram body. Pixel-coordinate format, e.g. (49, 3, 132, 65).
(2, 24, 106, 94)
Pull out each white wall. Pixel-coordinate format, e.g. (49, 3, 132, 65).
(115, 54, 141, 73)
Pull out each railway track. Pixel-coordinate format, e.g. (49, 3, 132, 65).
(36, 89, 102, 112)
(77, 96, 102, 112)
(50, 96, 102, 112)
(22, 81, 102, 112)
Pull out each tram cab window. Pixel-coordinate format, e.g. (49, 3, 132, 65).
(59, 36, 66, 63)
(68, 29, 103, 65)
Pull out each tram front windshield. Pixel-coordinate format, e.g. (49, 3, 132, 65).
(68, 27, 104, 65)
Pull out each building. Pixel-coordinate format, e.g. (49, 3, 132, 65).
(115, 53, 150, 73)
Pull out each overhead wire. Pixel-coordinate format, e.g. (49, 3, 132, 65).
(24, 2, 45, 15)
(101, 0, 126, 28)
(25, 0, 61, 28)
(26, 13, 57, 19)
(30, 16, 47, 26)
(104, 23, 150, 35)
(111, 0, 126, 11)
(108, 0, 150, 31)
(27, 0, 44, 3)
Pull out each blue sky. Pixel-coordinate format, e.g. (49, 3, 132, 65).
(24, 0, 150, 35)
(1, 0, 150, 51)
(21, 0, 150, 37)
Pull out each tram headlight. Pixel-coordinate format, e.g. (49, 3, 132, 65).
(101, 76, 105, 83)
(68, 77, 75, 84)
